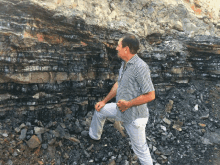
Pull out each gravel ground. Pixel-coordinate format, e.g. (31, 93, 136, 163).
(0, 80, 220, 165)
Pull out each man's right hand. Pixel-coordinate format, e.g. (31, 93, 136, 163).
(95, 101, 106, 112)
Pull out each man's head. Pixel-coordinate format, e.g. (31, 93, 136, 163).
(121, 34, 139, 54)
(116, 34, 139, 61)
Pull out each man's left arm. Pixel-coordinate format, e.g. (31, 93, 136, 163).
(117, 91, 155, 112)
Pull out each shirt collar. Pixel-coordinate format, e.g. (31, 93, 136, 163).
(124, 54, 138, 65)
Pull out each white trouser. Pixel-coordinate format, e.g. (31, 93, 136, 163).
(89, 103, 153, 165)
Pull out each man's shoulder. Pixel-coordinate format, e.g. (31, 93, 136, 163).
(135, 56, 148, 68)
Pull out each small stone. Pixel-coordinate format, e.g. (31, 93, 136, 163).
(84, 150, 90, 158)
(8, 147, 14, 154)
(194, 104, 199, 111)
(26, 135, 41, 149)
(14, 127, 20, 133)
(116, 157, 122, 163)
(56, 125, 69, 138)
(192, 121, 197, 125)
(45, 121, 57, 128)
(87, 144, 94, 151)
(26, 122, 31, 127)
(102, 157, 107, 161)
(108, 159, 116, 165)
(50, 130, 60, 138)
(123, 160, 129, 165)
(6, 160, 13, 165)
(81, 130, 89, 137)
(19, 128, 27, 140)
(172, 124, 182, 131)
(163, 118, 171, 125)
(108, 152, 113, 157)
(122, 155, 128, 160)
(19, 123, 26, 129)
(199, 123, 206, 127)
(10, 140, 16, 147)
(161, 155, 167, 160)
(172, 120, 183, 131)
(155, 150, 161, 155)
(132, 154, 138, 161)
(60, 123, 66, 129)
(89, 159, 94, 163)
(37, 134, 42, 143)
(34, 127, 49, 134)
(58, 141, 63, 147)
(48, 138, 56, 145)
(167, 132, 173, 138)
(67, 136, 80, 143)
(176, 79, 189, 84)
(42, 144, 48, 149)
(12, 151, 18, 157)
(160, 125, 167, 131)
(63, 153, 69, 159)
(2, 133, 8, 137)
(201, 129, 206, 133)
(173, 21, 183, 31)
(200, 113, 209, 119)
(201, 137, 213, 145)
(165, 100, 173, 113)
(38, 161, 44, 165)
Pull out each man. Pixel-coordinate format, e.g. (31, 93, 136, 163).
(89, 34, 155, 165)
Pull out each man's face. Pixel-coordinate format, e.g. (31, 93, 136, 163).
(116, 40, 126, 60)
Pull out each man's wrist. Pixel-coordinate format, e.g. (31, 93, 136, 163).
(127, 101, 132, 108)
(102, 99, 107, 104)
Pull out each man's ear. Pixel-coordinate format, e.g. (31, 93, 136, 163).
(126, 46, 130, 54)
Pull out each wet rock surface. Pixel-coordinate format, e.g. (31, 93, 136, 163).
(0, 0, 220, 165)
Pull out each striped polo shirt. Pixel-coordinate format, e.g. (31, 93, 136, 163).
(116, 54, 155, 123)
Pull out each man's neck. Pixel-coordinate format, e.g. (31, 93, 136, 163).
(123, 54, 135, 62)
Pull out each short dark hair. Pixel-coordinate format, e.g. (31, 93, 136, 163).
(121, 35, 139, 54)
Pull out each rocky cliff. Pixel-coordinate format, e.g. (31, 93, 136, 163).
(31, 0, 220, 36)
(0, 0, 220, 165)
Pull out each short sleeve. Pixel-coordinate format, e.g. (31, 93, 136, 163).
(136, 65, 155, 94)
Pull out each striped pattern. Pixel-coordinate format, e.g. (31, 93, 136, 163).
(116, 54, 155, 123)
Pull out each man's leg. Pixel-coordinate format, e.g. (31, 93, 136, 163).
(124, 119, 153, 165)
(89, 103, 117, 140)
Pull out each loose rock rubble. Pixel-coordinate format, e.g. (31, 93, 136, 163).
(0, 80, 220, 165)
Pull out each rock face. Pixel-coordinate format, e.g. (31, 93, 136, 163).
(0, 0, 220, 165)
(31, 0, 220, 36)
(0, 0, 219, 116)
